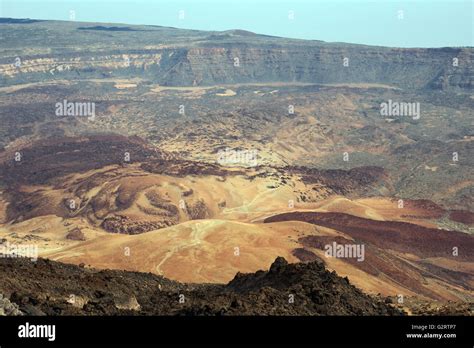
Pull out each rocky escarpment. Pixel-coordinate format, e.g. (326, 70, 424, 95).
(0, 20, 472, 91)
(179, 46, 473, 90)
(0, 256, 403, 315)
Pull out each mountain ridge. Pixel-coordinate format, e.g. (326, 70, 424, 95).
(1, 18, 472, 90)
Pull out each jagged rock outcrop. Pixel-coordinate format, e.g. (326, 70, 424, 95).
(0, 256, 404, 315)
(0, 293, 23, 316)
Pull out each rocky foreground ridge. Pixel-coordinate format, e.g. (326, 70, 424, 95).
(0, 256, 404, 315)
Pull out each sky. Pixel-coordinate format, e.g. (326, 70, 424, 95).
(0, 0, 472, 47)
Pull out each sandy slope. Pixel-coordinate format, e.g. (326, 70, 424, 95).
(1, 166, 471, 300)
(40, 220, 305, 284)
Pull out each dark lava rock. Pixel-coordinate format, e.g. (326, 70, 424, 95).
(66, 228, 86, 241)
(0, 256, 405, 316)
(269, 256, 288, 273)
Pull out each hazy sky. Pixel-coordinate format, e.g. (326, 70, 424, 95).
(1, 0, 472, 47)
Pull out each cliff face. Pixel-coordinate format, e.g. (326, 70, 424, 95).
(0, 20, 472, 90)
(179, 46, 473, 90)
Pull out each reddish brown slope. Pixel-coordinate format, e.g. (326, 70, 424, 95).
(264, 211, 474, 301)
(265, 211, 474, 260)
